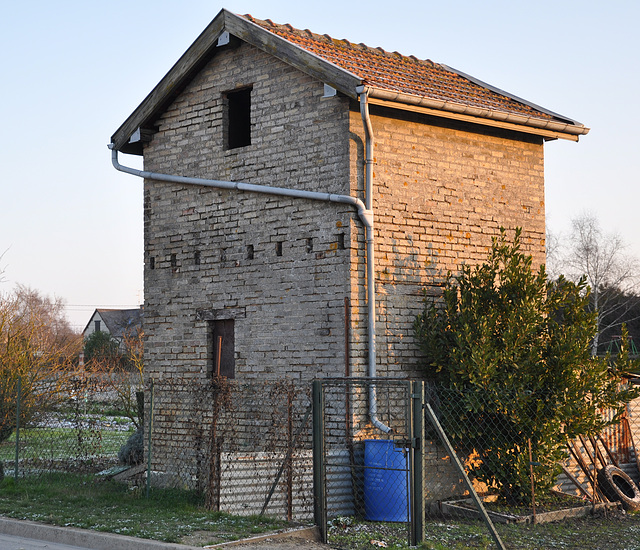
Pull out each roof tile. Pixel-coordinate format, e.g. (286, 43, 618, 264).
(242, 14, 555, 122)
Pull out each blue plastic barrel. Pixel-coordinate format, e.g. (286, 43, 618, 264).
(364, 439, 409, 522)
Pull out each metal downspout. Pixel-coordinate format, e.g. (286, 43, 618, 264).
(109, 146, 380, 414)
(358, 86, 392, 433)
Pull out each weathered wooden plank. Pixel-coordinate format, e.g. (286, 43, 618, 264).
(560, 464, 593, 501)
(111, 10, 228, 151)
(623, 416, 640, 478)
(111, 10, 361, 152)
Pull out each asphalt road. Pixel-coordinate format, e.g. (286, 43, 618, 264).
(0, 533, 91, 550)
(0, 518, 204, 550)
(0, 519, 326, 550)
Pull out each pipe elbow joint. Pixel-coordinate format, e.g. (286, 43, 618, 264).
(372, 418, 393, 434)
(359, 208, 374, 228)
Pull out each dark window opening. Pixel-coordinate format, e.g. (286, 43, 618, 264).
(94, 320, 101, 332)
(208, 319, 235, 379)
(220, 248, 227, 262)
(337, 233, 345, 250)
(246, 244, 254, 260)
(275, 241, 283, 257)
(306, 238, 314, 253)
(225, 87, 252, 150)
(194, 250, 201, 265)
(150, 257, 155, 270)
(170, 254, 177, 268)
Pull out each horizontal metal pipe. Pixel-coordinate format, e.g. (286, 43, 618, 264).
(110, 147, 370, 218)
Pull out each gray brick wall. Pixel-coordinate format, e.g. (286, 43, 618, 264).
(143, 42, 354, 385)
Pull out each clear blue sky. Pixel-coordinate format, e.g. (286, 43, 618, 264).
(2, 0, 638, 331)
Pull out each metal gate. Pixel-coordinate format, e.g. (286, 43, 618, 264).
(312, 379, 424, 546)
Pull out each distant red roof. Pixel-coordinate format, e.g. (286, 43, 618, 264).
(244, 14, 558, 124)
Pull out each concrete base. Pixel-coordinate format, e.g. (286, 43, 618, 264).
(204, 526, 321, 548)
(441, 498, 620, 524)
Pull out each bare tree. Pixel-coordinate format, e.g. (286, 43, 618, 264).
(13, 285, 79, 351)
(85, 328, 144, 429)
(0, 286, 81, 478)
(545, 229, 562, 281)
(549, 213, 639, 355)
(0, 250, 6, 285)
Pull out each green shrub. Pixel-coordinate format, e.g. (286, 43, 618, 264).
(415, 228, 639, 504)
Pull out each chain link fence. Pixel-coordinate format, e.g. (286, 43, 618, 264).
(314, 379, 640, 549)
(3, 374, 315, 522)
(4, 372, 640, 548)
(422, 385, 640, 524)
(314, 379, 415, 547)
(1, 372, 139, 480)
(144, 377, 313, 520)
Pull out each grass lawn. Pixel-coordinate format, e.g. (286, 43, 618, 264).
(3, 472, 640, 549)
(0, 473, 287, 545)
(327, 512, 640, 549)
(0, 425, 133, 463)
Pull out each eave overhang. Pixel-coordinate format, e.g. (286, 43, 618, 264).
(363, 87, 590, 142)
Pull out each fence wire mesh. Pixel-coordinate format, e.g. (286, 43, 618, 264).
(147, 377, 313, 521)
(3, 375, 315, 522)
(316, 379, 640, 549)
(317, 379, 414, 548)
(4, 373, 640, 548)
(2, 372, 138, 480)
(423, 385, 640, 525)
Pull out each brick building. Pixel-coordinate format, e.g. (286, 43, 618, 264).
(109, 9, 588, 501)
(111, 8, 587, 385)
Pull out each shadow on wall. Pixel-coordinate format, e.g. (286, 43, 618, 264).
(376, 236, 444, 378)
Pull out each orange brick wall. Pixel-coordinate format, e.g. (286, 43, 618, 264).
(348, 106, 546, 379)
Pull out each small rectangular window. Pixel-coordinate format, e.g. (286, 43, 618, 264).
(225, 87, 252, 150)
(94, 320, 101, 332)
(208, 320, 235, 379)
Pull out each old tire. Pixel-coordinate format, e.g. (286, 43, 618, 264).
(597, 465, 640, 511)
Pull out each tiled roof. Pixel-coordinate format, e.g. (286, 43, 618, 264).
(243, 14, 557, 123)
(111, 8, 587, 153)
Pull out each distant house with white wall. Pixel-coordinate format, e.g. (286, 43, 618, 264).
(82, 307, 143, 347)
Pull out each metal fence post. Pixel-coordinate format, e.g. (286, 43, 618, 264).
(312, 380, 326, 542)
(410, 381, 425, 546)
(14, 377, 21, 481)
(425, 402, 506, 550)
(146, 380, 154, 499)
